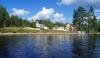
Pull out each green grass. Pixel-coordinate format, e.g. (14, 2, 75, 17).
(0, 27, 74, 33)
(0, 27, 40, 33)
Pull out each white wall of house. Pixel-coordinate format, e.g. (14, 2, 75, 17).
(36, 21, 40, 28)
(36, 21, 76, 31)
(53, 27, 65, 31)
(36, 21, 48, 30)
(65, 24, 76, 32)
(52, 24, 76, 31)
(65, 24, 71, 31)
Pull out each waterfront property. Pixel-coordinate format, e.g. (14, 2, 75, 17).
(35, 20, 77, 32)
(52, 24, 77, 32)
(36, 20, 48, 30)
(65, 24, 77, 32)
(53, 26, 65, 31)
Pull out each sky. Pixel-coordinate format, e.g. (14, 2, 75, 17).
(0, 0, 100, 23)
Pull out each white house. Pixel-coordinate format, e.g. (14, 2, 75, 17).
(53, 26, 65, 31)
(65, 24, 76, 32)
(52, 24, 76, 32)
(65, 24, 71, 31)
(36, 20, 48, 30)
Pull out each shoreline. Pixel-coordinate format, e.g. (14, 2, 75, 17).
(0, 32, 100, 35)
(0, 33, 78, 35)
(0, 27, 100, 35)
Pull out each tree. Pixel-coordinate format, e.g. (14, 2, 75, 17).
(97, 19, 100, 32)
(54, 22, 65, 27)
(88, 6, 97, 32)
(73, 6, 87, 32)
(0, 5, 10, 27)
(0, 4, 36, 28)
(43, 19, 54, 29)
(72, 6, 98, 33)
(9, 15, 32, 27)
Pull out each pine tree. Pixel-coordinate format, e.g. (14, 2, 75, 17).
(0, 5, 9, 27)
(88, 6, 97, 32)
(73, 6, 87, 32)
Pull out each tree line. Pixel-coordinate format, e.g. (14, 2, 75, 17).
(36, 19, 65, 29)
(0, 5, 34, 28)
(73, 6, 100, 32)
(0, 5, 65, 29)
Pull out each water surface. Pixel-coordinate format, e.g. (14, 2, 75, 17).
(0, 34, 100, 58)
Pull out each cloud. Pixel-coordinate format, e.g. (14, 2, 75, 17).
(57, 0, 100, 5)
(11, 8, 29, 17)
(86, 0, 100, 4)
(95, 9, 100, 14)
(53, 13, 65, 22)
(96, 16, 100, 19)
(29, 7, 65, 22)
(95, 9, 100, 19)
(57, 0, 76, 5)
(31, 7, 54, 20)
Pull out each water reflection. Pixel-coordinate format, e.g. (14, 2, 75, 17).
(0, 34, 100, 58)
(72, 34, 100, 58)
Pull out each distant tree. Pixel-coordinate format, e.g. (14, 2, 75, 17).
(97, 19, 100, 32)
(31, 21, 36, 28)
(54, 22, 65, 27)
(0, 5, 10, 27)
(88, 6, 97, 32)
(0, 4, 41, 28)
(10, 15, 23, 27)
(9, 15, 32, 27)
(73, 9, 79, 30)
(73, 6, 87, 31)
(43, 19, 54, 29)
(72, 6, 98, 33)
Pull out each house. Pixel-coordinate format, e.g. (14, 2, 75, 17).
(52, 23, 77, 32)
(53, 26, 65, 31)
(36, 20, 48, 30)
(65, 24, 77, 32)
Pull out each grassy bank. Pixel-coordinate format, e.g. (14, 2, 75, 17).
(0, 27, 73, 33)
(0, 27, 41, 33)
(0, 27, 99, 34)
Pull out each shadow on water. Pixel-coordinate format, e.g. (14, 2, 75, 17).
(0, 36, 8, 58)
(72, 34, 100, 58)
(0, 34, 100, 58)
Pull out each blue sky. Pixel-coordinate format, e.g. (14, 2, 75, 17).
(0, 0, 100, 23)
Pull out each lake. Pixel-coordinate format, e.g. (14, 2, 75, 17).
(0, 34, 100, 58)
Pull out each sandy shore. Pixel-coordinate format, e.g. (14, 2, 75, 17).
(0, 32, 79, 35)
(0, 32, 100, 35)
